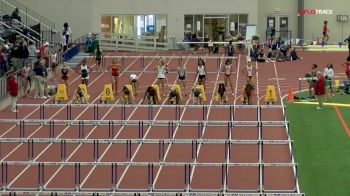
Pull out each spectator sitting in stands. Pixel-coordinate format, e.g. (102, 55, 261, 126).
(275, 51, 285, 62)
(257, 49, 267, 63)
(290, 47, 302, 60)
(279, 43, 289, 58)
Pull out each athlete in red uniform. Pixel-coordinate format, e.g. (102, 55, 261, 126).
(107, 59, 124, 95)
(322, 21, 329, 43)
(341, 56, 350, 88)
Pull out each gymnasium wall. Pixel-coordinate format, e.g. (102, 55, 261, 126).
(21, 0, 258, 43)
(303, 0, 350, 43)
(90, 0, 259, 43)
(21, 0, 93, 40)
(20, 0, 349, 44)
(257, 0, 298, 41)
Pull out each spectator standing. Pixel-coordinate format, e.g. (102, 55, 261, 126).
(63, 23, 72, 45)
(226, 41, 234, 57)
(315, 71, 326, 109)
(33, 59, 46, 98)
(20, 63, 31, 97)
(62, 32, 67, 52)
(50, 50, 58, 69)
(18, 41, 29, 68)
(344, 35, 350, 56)
(11, 42, 20, 69)
(8, 75, 18, 112)
(39, 42, 49, 60)
(323, 63, 334, 95)
(27, 41, 37, 66)
(0, 49, 6, 76)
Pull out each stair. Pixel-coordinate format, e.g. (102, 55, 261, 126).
(0, 0, 59, 44)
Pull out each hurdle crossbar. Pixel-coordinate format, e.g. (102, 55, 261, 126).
(102, 55, 239, 59)
(16, 103, 285, 109)
(0, 190, 304, 195)
(0, 119, 289, 126)
(0, 161, 297, 167)
(0, 138, 293, 145)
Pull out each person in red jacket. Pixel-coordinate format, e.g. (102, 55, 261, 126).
(8, 75, 18, 112)
(315, 71, 326, 109)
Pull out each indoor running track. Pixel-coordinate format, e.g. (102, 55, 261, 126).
(0, 51, 302, 195)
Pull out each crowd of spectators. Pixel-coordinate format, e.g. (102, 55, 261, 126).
(250, 36, 302, 63)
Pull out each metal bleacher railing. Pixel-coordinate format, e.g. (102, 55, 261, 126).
(0, 20, 38, 44)
(0, 0, 59, 44)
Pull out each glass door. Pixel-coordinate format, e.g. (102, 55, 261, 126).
(266, 15, 289, 40)
(266, 16, 276, 39)
(204, 17, 228, 41)
(279, 16, 289, 40)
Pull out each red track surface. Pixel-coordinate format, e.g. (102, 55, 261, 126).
(1, 50, 346, 195)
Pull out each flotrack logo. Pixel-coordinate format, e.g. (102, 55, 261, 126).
(298, 9, 333, 15)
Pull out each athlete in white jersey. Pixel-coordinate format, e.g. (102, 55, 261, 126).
(176, 60, 187, 96)
(129, 74, 139, 96)
(222, 59, 234, 94)
(241, 60, 257, 80)
(196, 59, 207, 90)
(155, 58, 169, 96)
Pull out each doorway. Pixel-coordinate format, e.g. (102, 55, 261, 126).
(266, 15, 290, 40)
(204, 17, 228, 41)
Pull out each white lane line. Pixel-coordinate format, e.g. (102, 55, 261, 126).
(42, 53, 149, 188)
(0, 56, 108, 161)
(150, 54, 199, 187)
(187, 53, 225, 192)
(5, 71, 108, 187)
(5, 52, 122, 187)
(79, 54, 176, 188)
(233, 54, 241, 112)
(113, 54, 180, 188)
(0, 59, 100, 138)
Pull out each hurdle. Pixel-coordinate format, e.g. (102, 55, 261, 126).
(98, 55, 239, 73)
(15, 104, 285, 121)
(1, 119, 290, 128)
(38, 163, 44, 188)
(93, 140, 99, 161)
(75, 163, 81, 190)
(60, 140, 67, 161)
(27, 139, 34, 160)
(0, 137, 293, 145)
(0, 190, 305, 195)
(111, 163, 118, 190)
(298, 77, 316, 100)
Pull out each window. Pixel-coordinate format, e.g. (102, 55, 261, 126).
(101, 15, 167, 38)
(194, 15, 203, 37)
(184, 15, 194, 33)
(101, 16, 111, 33)
(229, 14, 238, 36)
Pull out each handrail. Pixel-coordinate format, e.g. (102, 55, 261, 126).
(0, 0, 57, 33)
(0, 20, 38, 43)
(4, 0, 54, 27)
(12, 18, 41, 37)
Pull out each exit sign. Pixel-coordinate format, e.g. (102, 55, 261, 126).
(337, 15, 349, 22)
